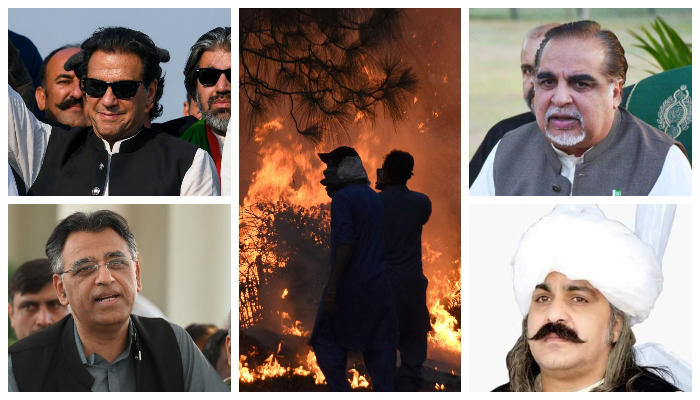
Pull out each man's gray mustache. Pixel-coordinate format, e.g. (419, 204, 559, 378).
(545, 107, 583, 123)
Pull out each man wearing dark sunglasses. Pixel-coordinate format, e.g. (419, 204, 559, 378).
(181, 27, 231, 180)
(8, 27, 219, 196)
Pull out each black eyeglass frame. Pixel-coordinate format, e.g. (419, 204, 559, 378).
(82, 77, 144, 99)
(194, 68, 231, 87)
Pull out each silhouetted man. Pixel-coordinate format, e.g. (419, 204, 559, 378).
(376, 150, 432, 391)
(309, 146, 398, 391)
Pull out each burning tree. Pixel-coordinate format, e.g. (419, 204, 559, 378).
(240, 8, 418, 143)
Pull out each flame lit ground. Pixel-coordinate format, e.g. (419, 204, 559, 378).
(239, 9, 461, 390)
(239, 331, 461, 391)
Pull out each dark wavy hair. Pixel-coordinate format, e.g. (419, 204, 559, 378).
(45, 210, 138, 275)
(183, 27, 231, 99)
(535, 20, 628, 86)
(66, 27, 170, 120)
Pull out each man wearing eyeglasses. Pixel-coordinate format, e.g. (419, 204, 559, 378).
(181, 27, 231, 180)
(8, 210, 228, 391)
(8, 27, 219, 196)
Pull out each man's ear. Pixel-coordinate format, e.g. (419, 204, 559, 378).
(612, 79, 624, 109)
(135, 260, 142, 292)
(53, 274, 70, 307)
(612, 314, 622, 344)
(35, 86, 47, 111)
(8, 302, 15, 328)
(144, 81, 157, 113)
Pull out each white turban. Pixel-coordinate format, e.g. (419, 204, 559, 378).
(512, 205, 663, 326)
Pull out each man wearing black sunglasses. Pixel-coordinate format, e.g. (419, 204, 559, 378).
(181, 27, 231, 180)
(8, 27, 219, 196)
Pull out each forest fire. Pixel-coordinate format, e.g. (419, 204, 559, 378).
(238, 112, 461, 389)
(239, 8, 460, 391)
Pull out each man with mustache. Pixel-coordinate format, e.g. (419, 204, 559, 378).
(471, 20, 691, 196)
(493, 205, 682, 391)
(8, 27, 219, 195)
(469, 23, 559, 187)
(181, 27, 231, 181)
(35, 44, 89, 128)
(8, 210, 228, 391)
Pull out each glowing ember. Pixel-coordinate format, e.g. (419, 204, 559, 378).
(280, 312, 310, 337)
(281, 288, 288, 299)
(435, 383, 445, 390)
(305, 350, 326, 385)
(257, 354, 289, 380)
(348, 369, 369, 389)
(239, 355, 255, 383)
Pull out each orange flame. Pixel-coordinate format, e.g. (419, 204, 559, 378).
(280, 312, 310, 337)
(281, 288, 289, 299)
(348, 368, 370, 389)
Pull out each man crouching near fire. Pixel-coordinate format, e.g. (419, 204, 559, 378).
(308, 146, 398, 391)
(494, 205, 681, 392)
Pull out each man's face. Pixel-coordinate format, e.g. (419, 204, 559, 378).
(8, 284, 69, 340)
(533, 37, 622, 156)
(320, 160, 341, 198)
(375, 167, 388, 191)
(196, 49, 231, 135)
(527, 272, 618, 376)
(53, 229, 141, 332)
(520, 34, 545, 109)
(36, 47, 88, 127)
(183, 97, 202, 119)
(85, 51, 156, 145)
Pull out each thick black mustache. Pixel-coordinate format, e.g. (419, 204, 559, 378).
(56, 97, 83, 110)
(528, 322, 586, 343)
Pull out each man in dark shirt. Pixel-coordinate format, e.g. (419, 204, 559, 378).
(309, 146, 398, 391)
(469, 23, 559, 187)
(376, 150, 432, 391)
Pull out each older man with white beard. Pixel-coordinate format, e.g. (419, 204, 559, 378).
(470, 20, 691, 196)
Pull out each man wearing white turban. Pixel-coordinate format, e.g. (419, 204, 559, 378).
(493, 205, 681, 392)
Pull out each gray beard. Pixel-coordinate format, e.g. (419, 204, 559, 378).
(196, 95, 230, 134)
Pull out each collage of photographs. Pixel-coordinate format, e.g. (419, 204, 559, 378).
(3, 6, 694, 394)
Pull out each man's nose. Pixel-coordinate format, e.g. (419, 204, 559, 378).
(100, 86, 119, 107)
(36, 305, 54, 327)
(71, 79, 83, 100)
(551, 83, 573, 107)
(215, 71, 231, 93)
(95, 264, 115, 285)
(545, 298, 570, 324)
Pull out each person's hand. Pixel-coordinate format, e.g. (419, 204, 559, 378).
(324, 285, 337, 313)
